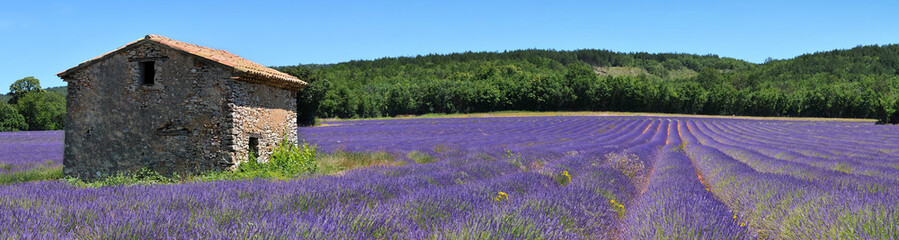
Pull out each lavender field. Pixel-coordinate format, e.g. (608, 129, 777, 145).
(1, 116, 898, 239)
(0, 131, 62, 174)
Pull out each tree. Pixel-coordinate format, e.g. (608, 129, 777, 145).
(0, 101, 27, 131)
(566, 62, 598, 109)
(281, 66, 329, 126)
(9, 76, 43, 104)
(889, 95, 899, 124)
(16, 91, 65, 130)
(695, 68, 723, 86)
(676, 82, 708, 114)
(703, 84, 738, 115)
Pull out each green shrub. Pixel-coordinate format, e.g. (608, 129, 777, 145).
(239, 139, 317, 175)
(271, 140, 318, 174)
(191, 139, 320, 182)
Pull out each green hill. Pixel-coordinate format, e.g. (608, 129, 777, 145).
(732, 45, 899, 119)
(6, 46, 898, 128)
(277, 46, 899, 124)
(742, 45, 899, 93)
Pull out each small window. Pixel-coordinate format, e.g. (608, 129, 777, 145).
(249, 137, 259, 159)
(139, 61, 155, 85)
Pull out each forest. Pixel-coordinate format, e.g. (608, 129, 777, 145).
(2, 44, 899, 131)
(276, 44, 899, 125)
(0, 77, 66, 131)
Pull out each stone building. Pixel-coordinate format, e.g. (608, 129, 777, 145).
(57, 34, 306, 178)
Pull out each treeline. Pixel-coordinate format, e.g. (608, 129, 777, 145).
(3, 45, 898, 132)
(278, 46, 899, 124)
(0, 77, 66, 131)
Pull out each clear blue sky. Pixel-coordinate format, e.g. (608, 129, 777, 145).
(2, 0, 898, 92)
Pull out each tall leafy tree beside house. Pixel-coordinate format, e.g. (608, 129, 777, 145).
(2, 77, 66, 131)
(0, 101, 27, 131)
(8, 76, 42, 104)
(15, 91, 65, 130)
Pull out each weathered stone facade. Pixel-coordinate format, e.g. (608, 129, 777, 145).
(59, 35, 304, 178)
(229, 81, 298, 164)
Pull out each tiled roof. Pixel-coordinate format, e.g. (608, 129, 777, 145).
(58, 34, 306, 91)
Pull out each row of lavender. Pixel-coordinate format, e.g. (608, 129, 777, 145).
(682, 120, 899, 239)
(1, 116, 897, 239)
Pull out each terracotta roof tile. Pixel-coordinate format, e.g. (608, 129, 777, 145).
(58, 34, 306, 91)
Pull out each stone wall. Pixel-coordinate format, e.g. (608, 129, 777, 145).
(63, 42, 237, 178)
(228, 80, 298, 164)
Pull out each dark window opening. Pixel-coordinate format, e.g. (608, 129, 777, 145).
(249, 137, 259, 160)
(139, 61, 155, 85)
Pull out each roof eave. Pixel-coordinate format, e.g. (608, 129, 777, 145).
(234, 71, 307, 91)
(57, 37, 152, 79)
(57, 34, 307, 89)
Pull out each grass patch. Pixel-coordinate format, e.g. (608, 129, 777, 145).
(407, 151, 438, 164)
(593, 66, 651, 77)
(0, 164, 63, 185)
(63, 167, 177, 187)
(672, 142, 688, 152)
(833, 163, 853, 174)
(62, 142, 410, 187)
(666, 67, 699, 79)
(317, 150, 402, 174)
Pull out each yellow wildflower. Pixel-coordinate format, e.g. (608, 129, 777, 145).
(494, 191, 509, 203)
(609, 200, 615, 204)
(557, 170, 572, 186)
